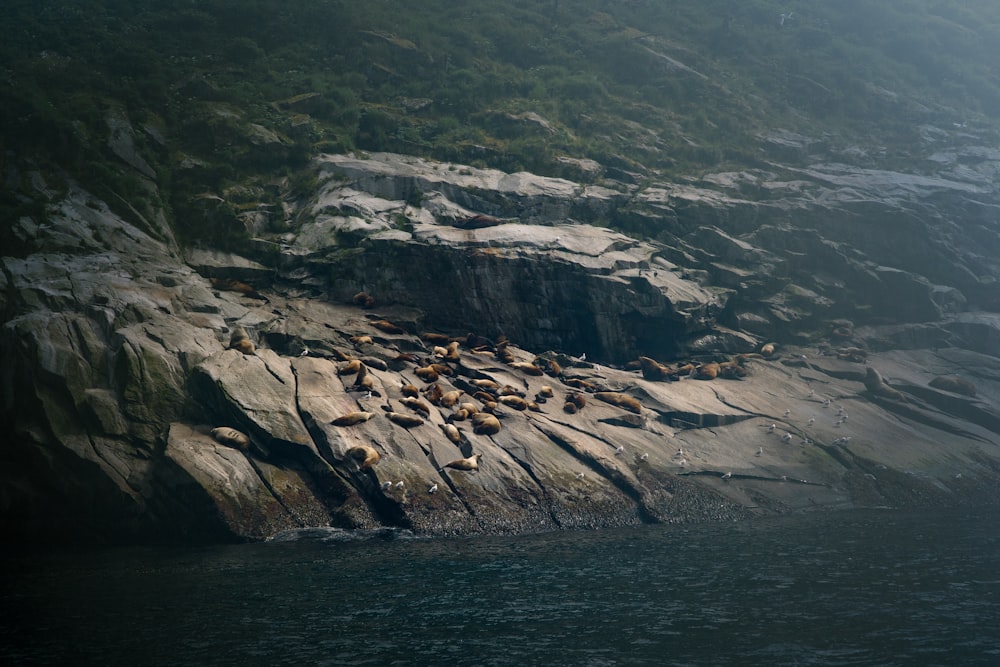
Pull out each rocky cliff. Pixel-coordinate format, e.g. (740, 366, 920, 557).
(4, 144, 1000, 544)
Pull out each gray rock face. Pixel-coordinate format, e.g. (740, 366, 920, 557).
(3, 148, 1000, 544)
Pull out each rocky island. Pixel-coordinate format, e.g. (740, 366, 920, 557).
(4, 143, 1000, 544)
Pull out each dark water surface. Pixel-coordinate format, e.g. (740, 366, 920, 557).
(2, 507, 998, 666)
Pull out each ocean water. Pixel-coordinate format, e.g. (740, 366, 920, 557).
(2, 507, 998, 666)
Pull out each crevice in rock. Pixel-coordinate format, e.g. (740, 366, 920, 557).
(491, 437, 565, 529)
(532, 422, 659, 524)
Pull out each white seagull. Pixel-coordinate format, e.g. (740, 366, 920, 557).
(755, 446, 763, 457)
(428, 483, 438, 494)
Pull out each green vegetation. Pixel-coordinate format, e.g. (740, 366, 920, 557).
(2, 0, 998, 249)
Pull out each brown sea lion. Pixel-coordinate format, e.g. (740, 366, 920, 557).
(694, 362, 721, 380)
(509, 361, 544, 376)
(422, 332, 453, 345)
(472, 413, 502, 435)
(929, 375, 977, 397)
(567, 392, 587, 410)
(564, 378, 596, 391)
(638, 356, 671, 381)
(864, 367, 905, 401)
(594, 391, 642, 414)
(399, 397, 431, 417)
(385, 411, 424, 428)
(350, 335, 373, 346)
(401, 383, 420, 398)
(422, 383, 444, 405)
(331, 411, 376, 426)
(440, 453, 481, 472)
(353, 291, 376, 309)
(499, 395, 529, 410)
(346, 444, 380, 469)
(440, 390, 462, 408)
(361, 357, 388, 371)
(211, 277, 267, 301)
(228, 326, 255, 355)
(539, 385, 554, 398)
(439, 423, 463, 444)
(371, 319, 406, 335)
(760, 343, 776, 357)
(337, 359, 362, 375)
(563, 401, 579, 414)
(472, 390, 497, 404)
(470, 378, 501, 391)
(211, 426, 250, 450)
(414, 365, 440, 382)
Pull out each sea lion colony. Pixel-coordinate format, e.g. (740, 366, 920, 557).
(213, 295, 948, 503)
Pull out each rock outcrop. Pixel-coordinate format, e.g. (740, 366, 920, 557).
(3, 147, 1000, 544)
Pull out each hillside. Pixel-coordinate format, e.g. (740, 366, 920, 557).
(3, 1, 1000, 543)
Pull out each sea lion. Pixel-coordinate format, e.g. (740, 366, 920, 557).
(370, 319, 406, 335)
(432, 345, 449, 358)
(445, 341, 461, 362)
(399, 397, 431, 417)
(228, 326, 255, 355)
(499, 395, 529, 410)
(351, 335, 373, 346)
(498, 385, 526, 398)
(422, 332, 453, 345)
(638, 356, 671, 381)
(331, 411, 376, 426)
(472, 390, 497, 404)
(353, 291, 376, 309)
(508, 361, 544, 376)
(211, 426, 250, 450)
(594, 391, 642, 414)
(422, 383, 444, 405)
(337, 359, 362, 375)
(458, 402, 479, 416)
(760, 342, 776, 357)
(440, 390, 462, 408)
(539, 385, 554, 398)
(346, 444, 380, 469)
(534, 357, 562, 377)
(386, 411, 424, 428)
(440, 453, 481, 472)
(470, 378, 501, 391)
(401, 383, 420, 398)
(414, 365, 440, 382)
(439, 423, 463, 445)
(929, 375, 977, 397)
(566, 392, 587, 411)
(428, 363, 454, 377)
(361, 357, 388, 371)
(447, 408, 470, 422)
(564, 378, 596, 391)
(864, 367, 905, 401)
(694, 362, 720, 380)
(211, 277, 267, 301)
(472, 412, 502, 435)
(563, 401, 579, 414)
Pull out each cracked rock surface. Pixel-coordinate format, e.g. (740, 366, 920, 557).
(3, 151, 1000, 544)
